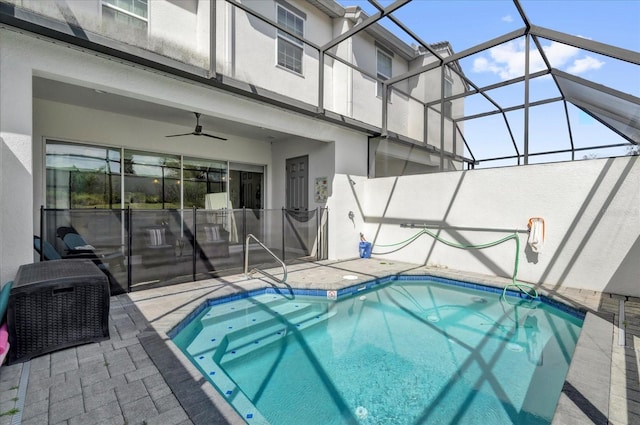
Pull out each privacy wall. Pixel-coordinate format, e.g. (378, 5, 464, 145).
(329, 156, 640, 297)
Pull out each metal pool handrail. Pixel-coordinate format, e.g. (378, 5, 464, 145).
(244, 234, 288, 284)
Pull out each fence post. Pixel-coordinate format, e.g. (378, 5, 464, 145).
(242, 207, 246, 266)
(282, 208, 286, 262)
(316, 207, 320, 261)
(324, 207, 329, 260)
(39, 205, 44, 262)
(127, 207, 132, 293)
(192, 206, 197, 282)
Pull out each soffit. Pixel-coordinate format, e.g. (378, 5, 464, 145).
(32, 77, 297, 143)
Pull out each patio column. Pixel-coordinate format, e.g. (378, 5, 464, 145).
(0, 29, 34, 284)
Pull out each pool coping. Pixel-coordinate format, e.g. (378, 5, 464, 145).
(129, 261, 613, 425)
(167, 273, 587, 339)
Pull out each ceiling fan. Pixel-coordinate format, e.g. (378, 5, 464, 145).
(165, 112, 227, 140)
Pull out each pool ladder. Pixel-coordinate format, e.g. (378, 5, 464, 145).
(244, 234, 288, 284)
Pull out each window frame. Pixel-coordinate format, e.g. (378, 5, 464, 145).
(376, 48, 393, 99)
(276, 4, 305, 75)
(44, 140, 123, 209)
(444, 75, 454, 119)
(44, 139, 267, 211)
(101, 0, 149, 31)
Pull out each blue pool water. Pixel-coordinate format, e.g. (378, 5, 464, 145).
(172, 277, 584, 425)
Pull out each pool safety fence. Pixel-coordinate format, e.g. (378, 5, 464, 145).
(38, 206, 328, 294)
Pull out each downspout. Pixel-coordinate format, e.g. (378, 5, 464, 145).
(222, 1, 235, 77)
(209, 0, 216, 78)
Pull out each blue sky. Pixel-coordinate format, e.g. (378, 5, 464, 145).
(337, 0, 640, 166)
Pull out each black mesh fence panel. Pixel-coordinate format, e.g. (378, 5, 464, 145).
(39, 207, 328, 293)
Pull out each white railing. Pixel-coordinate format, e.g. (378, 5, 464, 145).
(244, 234, 287, 284)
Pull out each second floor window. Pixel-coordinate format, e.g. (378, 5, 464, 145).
(102, 0, 148, 31)
(444, 66, 453, 118)
(444, 73, 453, 119)
(377, 49, 392, 98)
(277, 5, 304, 74)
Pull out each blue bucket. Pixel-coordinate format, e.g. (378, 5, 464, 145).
(359, 241, 372, 258)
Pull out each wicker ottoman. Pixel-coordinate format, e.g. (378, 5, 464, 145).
(7, 259, 110, 364)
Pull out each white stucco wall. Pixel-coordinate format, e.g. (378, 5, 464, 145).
(0, 31, 34, 285)
(148, 0, 209, 66)
(270, 137, 336, 211)
(229, 0, 333, 106)
(406, 56, 465, 156)
(3, 0, 210, 68)
(269, 115, 366, 213)
(343, 21, 416, 128)
(0, 27, 373, 282)
(330, 157, 640, 296)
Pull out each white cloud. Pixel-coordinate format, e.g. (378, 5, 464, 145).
(542, 42, 580, 68)
(567, 56, 605, 73)
(472, 40, 547, 79)
(472, 57, 502, 75)
(502, 15, 513, 23)
(472, 39, 603, 80)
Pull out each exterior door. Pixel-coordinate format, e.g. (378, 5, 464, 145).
(286, 155, 308, 211)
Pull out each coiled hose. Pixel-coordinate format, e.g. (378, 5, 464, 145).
(373, 227, 538, 301)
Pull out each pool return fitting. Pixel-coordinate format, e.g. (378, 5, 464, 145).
(372, 224, 539, 301)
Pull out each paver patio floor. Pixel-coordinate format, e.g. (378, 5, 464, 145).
(0, 259, 637, 425)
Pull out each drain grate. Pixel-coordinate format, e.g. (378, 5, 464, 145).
(11, 360, 30, 425)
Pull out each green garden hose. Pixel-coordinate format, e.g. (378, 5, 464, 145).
(373, 227, 538, 301)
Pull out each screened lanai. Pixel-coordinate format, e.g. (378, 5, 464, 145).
(2, 0, 637, 173)
(185, 0, 640, 172)
(328, 0, 640, 170)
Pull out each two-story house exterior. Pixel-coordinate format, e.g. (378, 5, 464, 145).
(0, 0, 466, 284)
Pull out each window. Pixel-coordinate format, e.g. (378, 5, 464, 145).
(102, 0, 148, 31)
(444, 73, 453, 119)
(277, 5, 304, 74)
(229, 162, 265, 210)
(123, 150, 180, 209)
(183, 158, 227, 209)
(46, 142, 122, 209)
(377, 49, 392, 98)
(45, 141, 270, 212)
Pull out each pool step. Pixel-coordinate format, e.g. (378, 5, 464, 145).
(217, 305, 334, 364)
(186, 298, 326, 359)
(184, 297, 335, 425)
(191, 352, 270, 425)
(199, 294, 290, 327)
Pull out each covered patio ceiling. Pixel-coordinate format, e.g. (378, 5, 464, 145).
(32, 77, 302, 144)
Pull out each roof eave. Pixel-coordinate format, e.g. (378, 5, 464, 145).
(307, 0, 345, 18)
(344, 7, 416, 60)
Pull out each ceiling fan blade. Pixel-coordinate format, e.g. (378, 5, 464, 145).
(165, 132, 196, 138)
(201, 133, 228, 141)
(165, 112, 227, 140)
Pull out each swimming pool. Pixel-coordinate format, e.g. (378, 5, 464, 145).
(172, 276, 584, 424)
